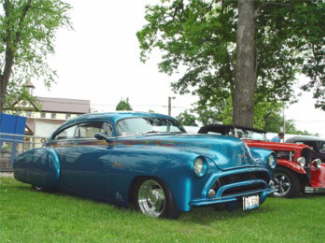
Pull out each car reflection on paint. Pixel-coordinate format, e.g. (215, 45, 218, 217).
(14, 112, 274, 218)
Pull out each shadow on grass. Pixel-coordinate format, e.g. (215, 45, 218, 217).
(179, 201, 277, 225)
(6, 179, 325, 225)
(13, 184, 259, 224)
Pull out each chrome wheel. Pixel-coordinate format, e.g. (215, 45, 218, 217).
(137, 179, 166, 217)
(273, 173, 292, 197)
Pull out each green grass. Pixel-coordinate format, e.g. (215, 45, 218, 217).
(1, 177, 325, 243)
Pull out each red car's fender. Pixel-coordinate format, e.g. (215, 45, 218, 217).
(276, 159, 306, 174)
(310, 164, 325, 188)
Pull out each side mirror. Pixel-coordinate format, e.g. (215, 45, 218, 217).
(94, 133, 113, 143)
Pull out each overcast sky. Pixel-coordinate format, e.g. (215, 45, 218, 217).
(33, 0, 325, 137)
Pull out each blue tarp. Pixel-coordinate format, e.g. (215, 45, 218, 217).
(0, 113, 26, 142)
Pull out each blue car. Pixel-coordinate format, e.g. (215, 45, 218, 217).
(14, 112, 275, 218)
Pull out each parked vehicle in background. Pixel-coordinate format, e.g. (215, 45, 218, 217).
(198, 124, 325, 197)
(286, 136, 325, 162)
(14, 112, 274, 218)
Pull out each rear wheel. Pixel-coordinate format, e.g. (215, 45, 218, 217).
(272, 168, 301, 197)
(134, 178, 180, 219)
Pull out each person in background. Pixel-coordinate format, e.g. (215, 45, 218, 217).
(271, 132, 284, 142)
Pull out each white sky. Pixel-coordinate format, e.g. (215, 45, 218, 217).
(33, 0, 325, 137)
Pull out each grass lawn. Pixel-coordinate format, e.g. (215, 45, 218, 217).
(1, 177, 325, 243)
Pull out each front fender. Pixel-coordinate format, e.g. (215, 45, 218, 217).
(277, 159, 306, 174)
(102, 144, 205, 211)
(250, 147, 273, 170)
(250, 147, 272, 159)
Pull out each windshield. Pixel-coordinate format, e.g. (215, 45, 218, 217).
(116, 117, 185, 136)
(234, 128, 266, 141)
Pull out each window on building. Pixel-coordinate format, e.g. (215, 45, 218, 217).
(41, 112, 46, 118)
(51, 113, 56, 119)
(65, 114, 71, 120)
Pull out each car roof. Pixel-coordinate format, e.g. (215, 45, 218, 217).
(286, 136, 325, 143)
(198, 124, 265, 134)
(55, 112, 177, 132)
(50, 112, 180, 139)
(77, 111, 171, 120)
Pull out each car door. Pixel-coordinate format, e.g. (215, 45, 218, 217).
(51, 121, 114, 199)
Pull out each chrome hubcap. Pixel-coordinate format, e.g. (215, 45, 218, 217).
(272, 173, 292, 196)
(138, 180, 166, 217)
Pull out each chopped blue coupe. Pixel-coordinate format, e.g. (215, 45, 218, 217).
(14, 112, 275, 218)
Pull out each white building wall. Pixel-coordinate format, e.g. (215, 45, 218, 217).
(33, 120, 65, 137)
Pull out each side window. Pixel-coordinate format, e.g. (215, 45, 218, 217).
(53, 122, 113, 140)
(319, 142, 325, 153)
(75, 122, 112, 139)
(303, 141, 317, 151)
(54, 125, 77, 140)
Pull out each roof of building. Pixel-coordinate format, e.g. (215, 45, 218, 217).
(37, 97, 90, 114)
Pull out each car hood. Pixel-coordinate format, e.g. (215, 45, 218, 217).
(244, 139, 310, 151)
(115, 133, 262, 170)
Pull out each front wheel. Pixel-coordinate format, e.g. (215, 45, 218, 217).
(134, 178, 180, 219)
(272, 167, 301, 197)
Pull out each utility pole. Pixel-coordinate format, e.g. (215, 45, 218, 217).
(168, 96, 175, 116)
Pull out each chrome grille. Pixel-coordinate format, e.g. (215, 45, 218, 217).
(218, 171, 270, 185)
(222, 183, 267, 196)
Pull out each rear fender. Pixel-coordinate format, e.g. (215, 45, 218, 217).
(14, 148, 61, 188)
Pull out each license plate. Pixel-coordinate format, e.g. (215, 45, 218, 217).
(243, 195, 260, 211)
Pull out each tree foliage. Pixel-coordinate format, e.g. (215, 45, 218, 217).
(137, 0, 325, 126)
(0, 0, 71, 111)
(116, 98, 132, 111)
(176, 110, 197, 126)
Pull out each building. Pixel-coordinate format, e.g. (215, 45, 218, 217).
(22, 96, 91, 137)
(8, 82, 91, 137)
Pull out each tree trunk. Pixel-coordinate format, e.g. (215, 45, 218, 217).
(233, 0, 257, 128)
(0, 77, 4, 113)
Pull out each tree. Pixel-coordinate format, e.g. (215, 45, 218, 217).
(234, 0, 256, 127)
(0, 0, 71, 112)
(176, 110, 197, 126)
(137, 0, 325, 127)
(116, 98, 132, 111)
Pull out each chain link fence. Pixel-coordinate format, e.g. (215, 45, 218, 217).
(0, 133, 46, 172)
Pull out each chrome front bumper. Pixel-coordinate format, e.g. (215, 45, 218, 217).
(190, 188, 274, 207)
(304, 187, 325, 194)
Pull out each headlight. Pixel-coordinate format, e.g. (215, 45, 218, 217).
(193, 157, 207, 177)
(312, 159, 322, 169)
(268, 155, 276, 169)
(297, 157, 306, 167)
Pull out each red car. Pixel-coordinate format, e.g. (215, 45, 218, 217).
(198, 125, 325, 197)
